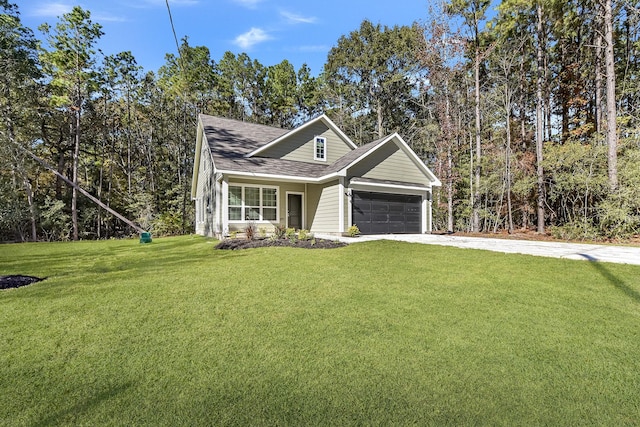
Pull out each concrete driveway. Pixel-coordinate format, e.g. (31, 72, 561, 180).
(319, 233, 640, 266)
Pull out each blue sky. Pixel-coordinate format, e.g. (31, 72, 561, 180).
(17, 0, 453, 76)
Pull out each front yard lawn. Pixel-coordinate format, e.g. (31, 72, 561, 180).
(1, 236, 639, 426)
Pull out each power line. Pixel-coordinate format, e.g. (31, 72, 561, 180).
(165, 0, 185, 74)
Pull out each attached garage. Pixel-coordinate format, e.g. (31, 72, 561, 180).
(352, 191, 422, 234)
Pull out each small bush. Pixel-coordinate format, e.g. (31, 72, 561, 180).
(298, 229, 313, 241)
(347, 225, 360, 237)
(273, 224, 286, 239)
(285, 228, 297, 243)
(258, 227, 267, 238)
(550, 221, 599, 241)
(244, 222, 256, 240)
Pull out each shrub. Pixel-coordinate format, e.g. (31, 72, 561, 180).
(298, 229, 313, 241)
(273, 224, 286, 239)
(549, 221, 600, 241)
(286, 228, 297, 243)
(244, 222, 256, 240)
(347, 225, 360, 237)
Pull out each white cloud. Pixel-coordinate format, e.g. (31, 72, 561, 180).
(280, 11, 316, 24)
(234, 27, 271, 49)
(233, 0, 262, 8)
(30, 2, 127, 21)
(30, 2, 73, 17)
(93, 13, 127, 22)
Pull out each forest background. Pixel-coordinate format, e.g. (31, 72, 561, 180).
(1, 0, 638, 242)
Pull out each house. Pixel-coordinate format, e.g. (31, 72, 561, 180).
(191, 114, 441, 237)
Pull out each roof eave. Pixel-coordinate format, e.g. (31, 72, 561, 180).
(190, 119, 205, 199)
(218, 169, 342, 184)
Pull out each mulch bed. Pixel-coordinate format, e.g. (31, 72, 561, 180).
(215, 237, 346, 250)
(0, 275, 46, 290)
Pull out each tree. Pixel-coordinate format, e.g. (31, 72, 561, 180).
(0, 1, 42, 241)
(39, 6, 103, 240)
(446, 0, 490, 232)
(535, 1, 546, 233)
(324, 19, 423, 143)
(420, 11, 466, 232)
(602, 0, 618, 191)
(264, 59, 298, 128)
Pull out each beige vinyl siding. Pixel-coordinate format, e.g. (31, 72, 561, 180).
(349, 142, 428, 185)
(195, 147, 214, 236)
(307, 180, 340, 233)
(258, 123, 353, 164)
(226, 178, 305, 233)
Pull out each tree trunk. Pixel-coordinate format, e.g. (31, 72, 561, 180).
(71, 109, 80, 241)
(506, 105, 514, 234)
(23, 178, 38, 241)
(447, 145, 454, 232)
(595, 20, 603, 134)
(535, 2, 546, 234)
(604, 0, 618, 190)
(377, 97, 384, 139)
(472, 55, 481, 232)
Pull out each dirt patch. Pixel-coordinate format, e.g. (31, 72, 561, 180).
(0, 275, 46, 290)
(215, 237, 346, 250)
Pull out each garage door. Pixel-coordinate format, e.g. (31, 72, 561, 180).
(352, 191, 421, 234)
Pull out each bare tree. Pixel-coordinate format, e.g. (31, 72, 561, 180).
(603, 0, 618, 191)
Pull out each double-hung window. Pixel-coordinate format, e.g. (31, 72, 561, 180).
(228, 185, 277, 222)
(314, 136, 326, 161)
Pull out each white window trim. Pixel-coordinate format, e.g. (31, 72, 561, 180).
(228, 183, 279, 223)
(314, 136, 327, 162)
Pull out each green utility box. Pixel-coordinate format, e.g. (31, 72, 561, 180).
(139, 232, 152, 244)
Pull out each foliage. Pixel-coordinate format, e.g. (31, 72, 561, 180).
(152, 212, 183, 237)
(347, 224, 360, 237)
(39, 197, 70, 241)
(297, 229, 313, 241)
(244, 222, 256, 240)
(324, 19, 424, 143)
(272, 223, 287, 239)
(285, 227, 297, 243)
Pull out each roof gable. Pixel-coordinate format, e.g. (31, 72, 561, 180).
(335, 134, 441, 186)
(246, 114, 358, 159)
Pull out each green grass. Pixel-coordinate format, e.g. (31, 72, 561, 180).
(1, 236, 639, 426)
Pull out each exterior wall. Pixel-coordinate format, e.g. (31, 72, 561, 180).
(194, 147, 217, 237)
(307, 180, 341, 233)
(349, 142, 427, 185)
(258, 122, 353, 164)
(224, 177, 306, 233)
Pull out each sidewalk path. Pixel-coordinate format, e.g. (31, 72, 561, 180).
(317, 233, 640, 266)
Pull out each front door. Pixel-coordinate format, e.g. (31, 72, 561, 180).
(287, 193, 302, 230)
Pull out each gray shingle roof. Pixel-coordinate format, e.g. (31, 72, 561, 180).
(200, 114, 392, 179)
(201, 115, 332, 177)
(324, 136, 388, 174)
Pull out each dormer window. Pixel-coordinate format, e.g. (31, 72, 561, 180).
(314, 136, 326, 161)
